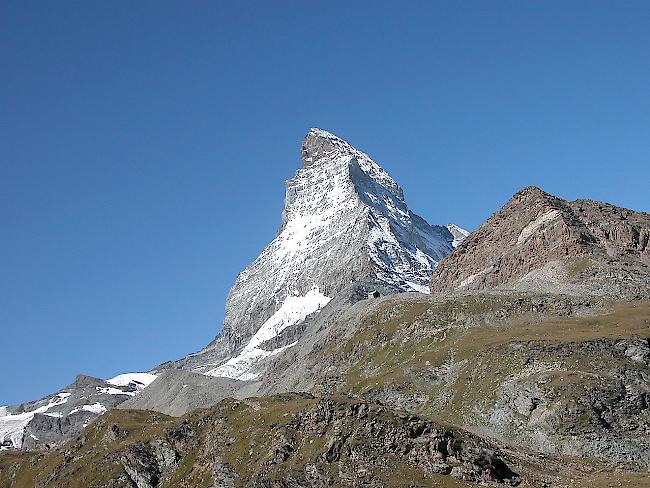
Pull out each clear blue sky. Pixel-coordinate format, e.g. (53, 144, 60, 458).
(1, 1, 649, 405)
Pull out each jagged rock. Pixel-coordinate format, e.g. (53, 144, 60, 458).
(0, 396, 529, 486)
(430, 186, 650, 296)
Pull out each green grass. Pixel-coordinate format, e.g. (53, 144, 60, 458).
(3, 296, 650, 487)
(338, 296, 650, 424)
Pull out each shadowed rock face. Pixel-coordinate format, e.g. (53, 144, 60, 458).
(430, 186, 650, 296)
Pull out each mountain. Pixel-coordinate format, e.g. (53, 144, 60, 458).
(162, 128, 456, 380)
(1, 129, 458, 451)
(431, 186, 650, 296)
(3, 134, 650, 487)
(447, 223, 470, 248)
(0, 373, 156, 450)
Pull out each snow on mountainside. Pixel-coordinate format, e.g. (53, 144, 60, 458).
(0, 393, 70, 449)
(172, 128, 456, 377)
(107, 372, 158, 389)
(447, 223, 470, 248)
(0, 372, 156, 450)
(205, 287, 331, 380)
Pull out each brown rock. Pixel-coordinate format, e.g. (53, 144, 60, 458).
(430, 186, 650, 296)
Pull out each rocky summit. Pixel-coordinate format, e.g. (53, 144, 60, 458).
(162, 128, 458, 380)
(430, 185, 650, 297)
(2, 130, 650, 488)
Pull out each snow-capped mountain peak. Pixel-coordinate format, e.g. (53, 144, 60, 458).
(0, 129, 463, 449)
(172, 128, 457, 377)
(447, 223, 470, 248)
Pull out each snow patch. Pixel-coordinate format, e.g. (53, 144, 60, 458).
(517, 210, 560, 245)
(404, 281, 430, 294)
(447, 224, 470, 248)
(206, 288, 330, 380)
(0, 393, 71, 449)
(70, 403, 107, 415)
(107, 372, 157, 390)
(97, 386, 136, 397)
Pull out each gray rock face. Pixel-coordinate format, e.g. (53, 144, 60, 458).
(165, 128, 455, 378)
(478, 337, 650, 465)
(114, 279, 405, 418)
(118, 370, 256, 417)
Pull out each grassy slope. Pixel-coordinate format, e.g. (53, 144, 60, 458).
(2, 296, 649, 487)
(340, 297, 650, 419)
(0, 396, 485, 488)
(2, 392, 649, 487)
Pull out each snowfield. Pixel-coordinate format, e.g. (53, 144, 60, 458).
(107, 372, 158, 389)
(206, 287, 331, 380)
(0, 393, 71, 449)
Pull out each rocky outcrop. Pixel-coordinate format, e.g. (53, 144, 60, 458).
(247, 396, 520, 485)
(0, 395, 524, 486)
(478, 337, 650, 465)
(430, 186, 650, 296)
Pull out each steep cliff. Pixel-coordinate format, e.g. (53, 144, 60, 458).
(169, 129, 455, 379)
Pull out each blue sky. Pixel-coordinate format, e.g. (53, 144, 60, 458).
(1, 1, 649, 405)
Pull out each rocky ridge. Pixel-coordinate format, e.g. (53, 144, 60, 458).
(163, 128, 457, 380)
(5, 393, 649, 487)
(0, 373, 156, 451)
(430, 186, 650, 296)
